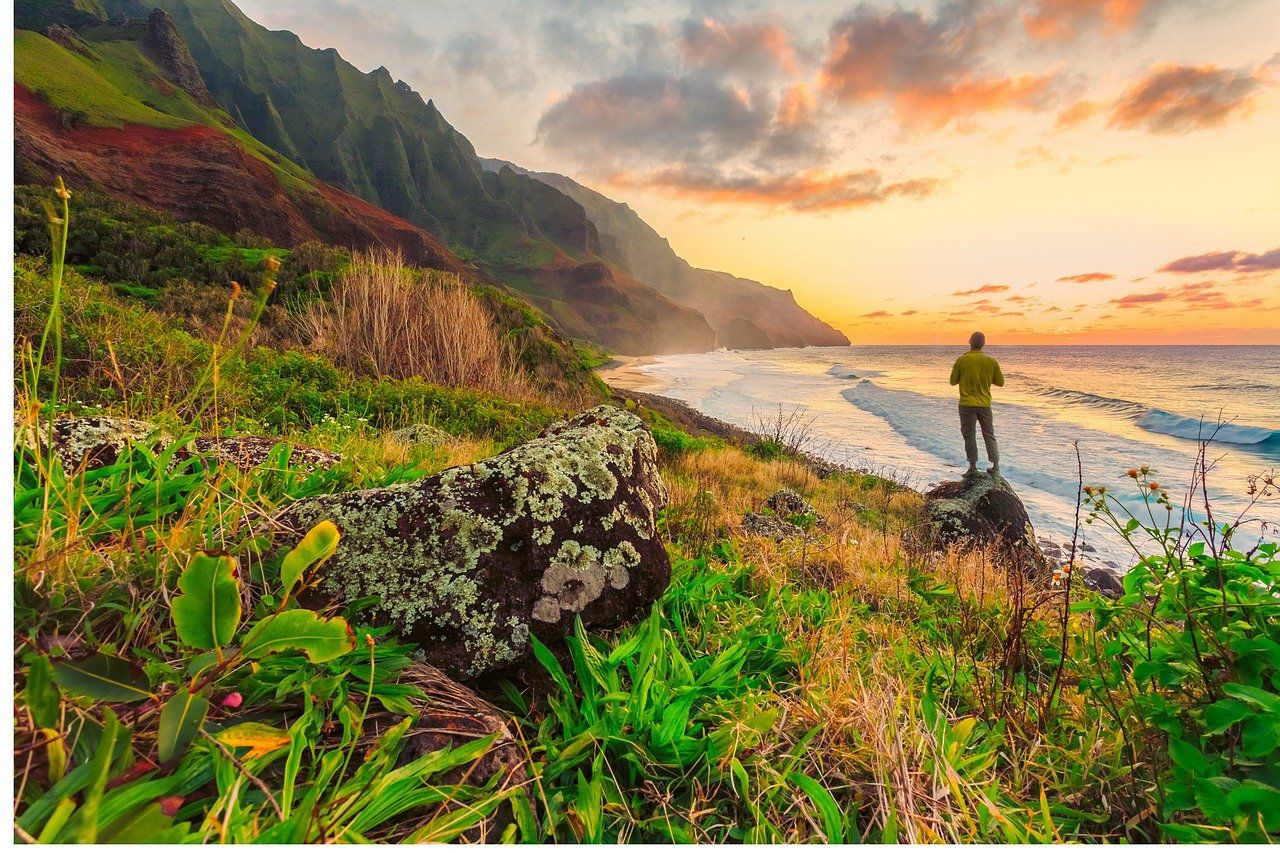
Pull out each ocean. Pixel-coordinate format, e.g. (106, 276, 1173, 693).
(628, 345, 1280, 565)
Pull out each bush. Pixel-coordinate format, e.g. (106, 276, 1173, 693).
(301, 249, 530, 395)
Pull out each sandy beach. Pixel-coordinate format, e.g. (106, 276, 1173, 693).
(595, 355, 671, 393)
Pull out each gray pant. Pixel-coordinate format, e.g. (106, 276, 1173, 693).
(959, 405, 998, 467)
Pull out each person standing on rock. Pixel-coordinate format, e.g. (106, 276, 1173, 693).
(950, 331, 1004, 476)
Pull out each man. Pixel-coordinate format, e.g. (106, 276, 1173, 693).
(949, 331, 1004, 476)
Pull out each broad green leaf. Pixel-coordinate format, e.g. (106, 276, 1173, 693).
(25, 655, 62, 728)
(1203, 698, 1252, 735)
(215, 722, 291, 759)
(52, 654, 152, 703)
(99, 803, 176, 844)
(157, 690, 209, 763)
(1241, 713, 1280, 758)
(1223, 683, 1280, 713)
(787, 772, 845, 843)
(240, 610, 355, 663)
(171, 553, 241, 650)
(280, 520, 340, 601)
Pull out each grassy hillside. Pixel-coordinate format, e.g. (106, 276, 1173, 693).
(12, 183, 1280, 843)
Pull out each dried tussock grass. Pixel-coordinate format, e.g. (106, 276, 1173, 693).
(303, 248, 530, 396)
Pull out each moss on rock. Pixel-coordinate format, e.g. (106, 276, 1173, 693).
(281, 405, 672, 680)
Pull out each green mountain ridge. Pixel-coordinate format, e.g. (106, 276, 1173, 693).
(17, 0, 718, 354)
(480, 158, 851, 350)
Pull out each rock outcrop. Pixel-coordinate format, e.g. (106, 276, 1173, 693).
(143, 9, 216, 106)
(742, 488, 823, 540)
(26, 416, 340, 474)
(279, 406, 672, 680)
(393, 423, 453, 448)
(914, 474, 1048, 573)
(190, 436, 340, 473)
(27, 416, 174, 472)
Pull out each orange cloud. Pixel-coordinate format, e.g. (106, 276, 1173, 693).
(952, 283, 1010, 295)
(775, 83, 817, 127)
(819, 5, 1058, 127)
(608, 167, 942, 211)
(1109, 63, 1264, 134)
(681, 17, 800, 76)
(1023, 0, 1153, 40)
(1057, 272, 1116, 283)
(1056, 99, 1104, 128)
(895, 75, 1056, 127)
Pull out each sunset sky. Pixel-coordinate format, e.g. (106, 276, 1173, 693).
(240, 0, 1280, 344)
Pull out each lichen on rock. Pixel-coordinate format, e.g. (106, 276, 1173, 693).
(280, 405, 672, 680)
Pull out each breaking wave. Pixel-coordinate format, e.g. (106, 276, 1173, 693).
(1020, 379, 1278, 448)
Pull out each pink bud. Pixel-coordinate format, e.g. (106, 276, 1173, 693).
(221, 691, 243, 709)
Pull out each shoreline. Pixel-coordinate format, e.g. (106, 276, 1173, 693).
(602, 376, 1125, 585)
(594, 355, 671, 394)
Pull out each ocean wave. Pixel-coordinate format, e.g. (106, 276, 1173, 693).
(1137, 410, 1278, 447)
(827, 364, 882, 380)
(1019, 379, 1277, 448)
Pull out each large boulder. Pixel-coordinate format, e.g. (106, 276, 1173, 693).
(914, 474, 1047, 573)
(280, 405, 672, 680)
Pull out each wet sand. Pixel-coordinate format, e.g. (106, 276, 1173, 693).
(595, 355, 671, 393)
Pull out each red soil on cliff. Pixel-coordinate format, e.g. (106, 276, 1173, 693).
(15, 86, 465, 273)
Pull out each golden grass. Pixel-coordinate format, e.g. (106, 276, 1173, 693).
(302, 249, 530, 395)
(659, 442, 1090, 841)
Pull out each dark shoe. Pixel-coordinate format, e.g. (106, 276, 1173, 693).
(988, 465, 1000, 476)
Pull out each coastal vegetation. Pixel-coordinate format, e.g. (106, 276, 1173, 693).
(13, 184, 1279, 843)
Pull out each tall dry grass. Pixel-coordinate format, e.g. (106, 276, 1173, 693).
(303, 249, 530, 395)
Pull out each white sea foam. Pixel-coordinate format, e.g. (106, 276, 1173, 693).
(630, 345, 1280, 566)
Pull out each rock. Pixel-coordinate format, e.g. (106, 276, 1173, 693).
(25, 416, 339, 474)
(742, 488, 821, 540)
(391, 663, 526, 841)
(392, 423, 453, 448)
(143, 9, 216, 106)
(742, 512, 803, 540)
(25, 416, 173, 472)
(764, 488, 820, 522)
(280, 405, 671, 680)
(191, 435, 341, 472)
(1083, 567, 1124, 599)
(913, 474, 1047, 573)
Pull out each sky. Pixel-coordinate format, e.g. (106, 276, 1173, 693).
(237, 0, 1280, 344)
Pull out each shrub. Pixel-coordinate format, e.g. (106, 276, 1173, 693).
(302, 249, 530, 395)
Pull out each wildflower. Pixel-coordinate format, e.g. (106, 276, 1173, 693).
(262, 255, 281, 273)
(1140, 466, 1150, 474)
(1126, 469, 1138, 478)
(221, 691, 243, 708)
(1148, 482, 1159, 491)
(55, 177, 71, 201)
(229, 280, 241, 301)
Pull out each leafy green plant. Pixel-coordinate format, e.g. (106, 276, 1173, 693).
(1078, 468, 1280, 841)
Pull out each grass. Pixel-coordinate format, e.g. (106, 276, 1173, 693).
(15, 30, 192, 130)
(12, 183, 1280, 843)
